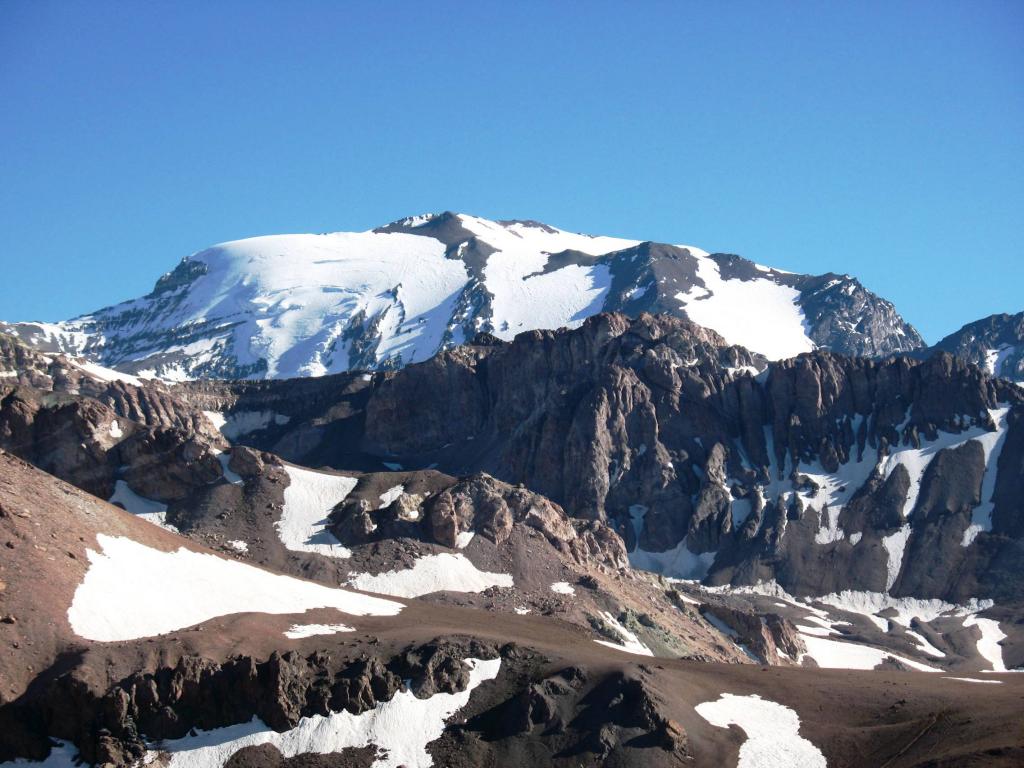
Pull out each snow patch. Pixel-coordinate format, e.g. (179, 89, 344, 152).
(881, 524, 911, 591)
(905, 630, 945, 658)
(215, 451, 244, 485)
(813, 590, 992, 629)
(550, 581, 575, 595)
(379, 485, 404, 507)
(695, 693, 826, 768)
(984, 345, 1016, 377)
(347, 553, 513, 598)
(629, 538, 716, 580)
(675, 258, 815, 361)
(69, 358, 143, 387)
(963, 615, 1006, 672)
(798, 634, 941, 672)
(283, 622, 355, 639)
(278, 465, 357, 559)
(205, 410, 291, 440)
(67, 534, 401, 641)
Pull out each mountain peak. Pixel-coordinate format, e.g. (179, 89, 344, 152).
(0, 217, 924, 381)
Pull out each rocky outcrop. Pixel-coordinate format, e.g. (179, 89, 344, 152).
(0, 384, 227, 502)
(331, 472, 628, 570)
(698, 604, 806, 664)
(0, 333, 221, 437)
(924, 310, 1024, 385)
(466, 661, 688, 763)
(2, 638, 496, 766)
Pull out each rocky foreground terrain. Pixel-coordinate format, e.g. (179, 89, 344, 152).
(1, 303, 1023, 766)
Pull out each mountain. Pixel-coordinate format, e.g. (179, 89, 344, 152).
(924, 311, 1024, 386)
(2, 357, 1023, 767)
(165, 313, 1024, 610)
(0, 213, 923, 380)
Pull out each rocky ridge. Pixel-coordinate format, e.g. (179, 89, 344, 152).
(923, 310, 1024, 386)
(167, 313, 1024, 608)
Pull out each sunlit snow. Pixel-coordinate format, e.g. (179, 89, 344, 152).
(695, 693, 826, 768)
(675, 257, 815, 361)
(347, 553, 513, 598)
(278, 465, 358, 558)
(283, 622, 355, 639)
(68, 535, 401, 641)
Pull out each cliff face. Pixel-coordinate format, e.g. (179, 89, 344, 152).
(169, 313, 1023, 603)
(924, 310, 1024, 385)
(6, 313, 1023, 603)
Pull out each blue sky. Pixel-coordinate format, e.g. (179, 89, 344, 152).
(1, 1, 1020, 343)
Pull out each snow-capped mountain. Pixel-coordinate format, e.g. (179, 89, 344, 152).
(1, 212, 924, 380)
(924, 311, 1024, 386)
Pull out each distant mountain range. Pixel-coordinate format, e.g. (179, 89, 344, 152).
(2, 212, 930, 380)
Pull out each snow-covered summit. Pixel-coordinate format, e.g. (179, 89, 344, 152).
(1, 213, 923, 380)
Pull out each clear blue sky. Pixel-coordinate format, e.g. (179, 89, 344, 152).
(1, 1, 1021, 343)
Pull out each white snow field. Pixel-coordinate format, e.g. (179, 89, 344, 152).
(798, 635, 941, 672)
(592, 611, 654, 656)
(7, 213, 870, 381)
(346, 553, 513, 598)
(675, 255, 815, 361)
(278, 465, 358, 558)
(695, 693, 826, 768)
(984, 344, 1017, 377)
(68, 358, 144, 386)
(963, 614, 1007, 672)
(629, 538, 717, 580)
(107, 480, 178, 533)
(67, 534, 402, 641)
(378, 484, 405, 506)
(463, 214, 637, 340)
(812, 590, 993, 630)
(283, 622, 355, 639)
(549, 581, 575, 595)
(144, 657, 501, 768)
